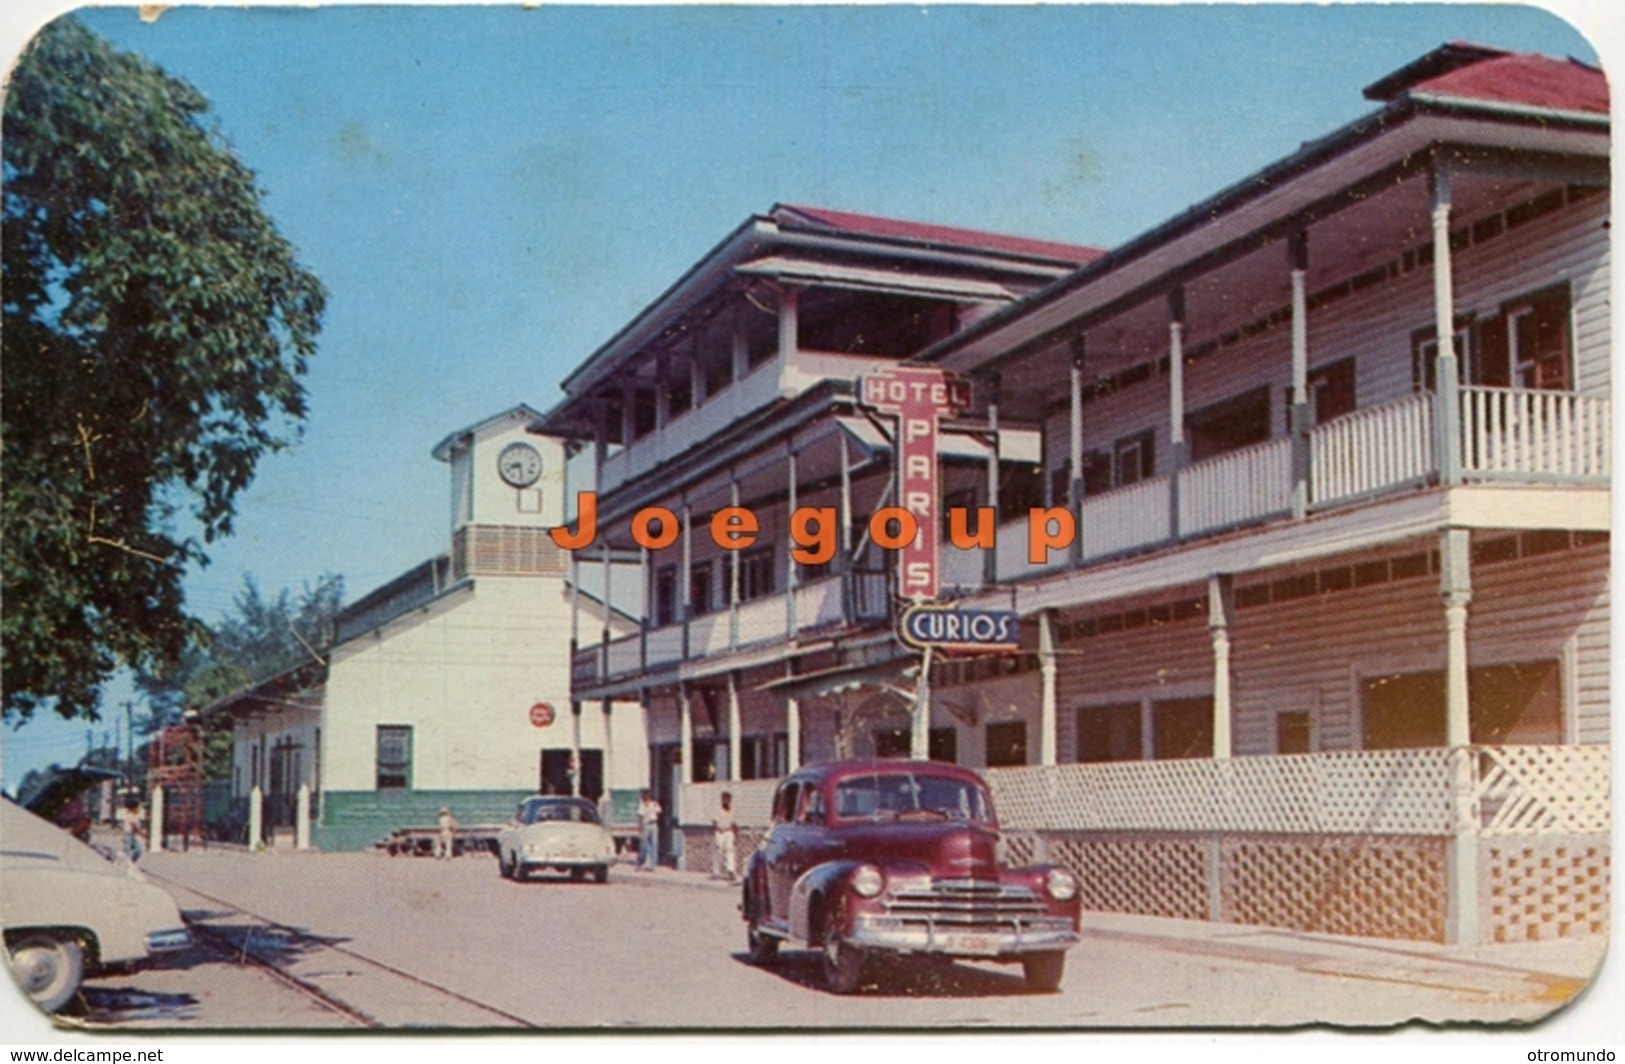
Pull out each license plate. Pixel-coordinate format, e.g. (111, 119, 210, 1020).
(939, 932, 1000, 957)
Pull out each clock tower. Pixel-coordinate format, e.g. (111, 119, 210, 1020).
(431, 405, 569, 577)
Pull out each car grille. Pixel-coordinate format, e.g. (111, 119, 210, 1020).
(883, 878, 1048, 927)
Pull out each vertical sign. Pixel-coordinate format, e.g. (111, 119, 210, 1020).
(859, 367, 972, 601)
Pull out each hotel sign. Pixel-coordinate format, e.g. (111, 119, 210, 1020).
(859, 367, 971, 601)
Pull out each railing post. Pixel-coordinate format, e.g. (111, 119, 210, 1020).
(1446, 747, 1482, 945)
(1289, 230, 1312, 519)
(1167, 288, 1188, 540)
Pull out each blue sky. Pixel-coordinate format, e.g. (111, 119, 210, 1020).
(0, 3, 1610, 784)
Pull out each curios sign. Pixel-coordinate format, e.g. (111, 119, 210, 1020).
(899, 603, 1020, 653)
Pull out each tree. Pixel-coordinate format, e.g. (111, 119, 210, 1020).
(2, 18, 326, 723)
(136, 573, 343, 780)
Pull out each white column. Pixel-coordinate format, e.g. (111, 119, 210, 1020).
(786, 447, 798, 638)
(602, 698, 615, 796)
(785, 663, 801, 772)
(985, 373, 1001, 585)
(911, 647, 933, 761)
(242, 785, 257, 851)
(570, 705, 583, 797)
(1289, 231, 1311, 520)
(1038, 611, 1059, 766)
(1440, 529, 1473, 746)
(295, 783, 311, 850)
(777, 285, 799, 362)
(1068, 340, 1086, 567)
(727, 671, 743, 782)
(728, 477, 741, 648)
(678, 683, 694, 788)
(1208, 575, 1235, 759)
(1431, 166, 1464, 485)
(731, 307, 750, 381)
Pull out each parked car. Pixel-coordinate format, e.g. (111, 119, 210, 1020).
(495, 796, 615, 883)
(1, 797, 190, 1013)
(741, 760, 1081, 994)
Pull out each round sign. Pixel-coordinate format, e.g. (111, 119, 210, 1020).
(528, 702, 556, 728)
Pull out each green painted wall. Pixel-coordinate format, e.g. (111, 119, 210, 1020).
(316, 789, 531, 852)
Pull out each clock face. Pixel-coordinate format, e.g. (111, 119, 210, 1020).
(497, 442, 542, 488)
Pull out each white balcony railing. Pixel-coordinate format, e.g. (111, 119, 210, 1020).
(1081, 475, 1172, 562)
(1309, 392, 1435, 507)
(1179, 436, 1293, 536)
(1460, 386, 1611, 480)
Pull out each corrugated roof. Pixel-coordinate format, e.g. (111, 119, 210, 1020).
(774, 203, 1105, 266)
(1367, 42, 1608, 116)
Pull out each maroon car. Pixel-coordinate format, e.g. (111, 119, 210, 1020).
(740, 759, 1081, 994)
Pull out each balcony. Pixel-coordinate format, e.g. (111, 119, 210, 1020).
(573, 570, 891, 686)
(998, 387, 1609, 581)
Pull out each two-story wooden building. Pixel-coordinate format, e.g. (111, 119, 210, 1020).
(546, 44, 1609, 946)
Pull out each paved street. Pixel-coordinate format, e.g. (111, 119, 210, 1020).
(8, 843, 1607, 1034)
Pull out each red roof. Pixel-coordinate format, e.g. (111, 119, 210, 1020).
(773, 203, 1104, 266)
(1373, 43, 1608, 116)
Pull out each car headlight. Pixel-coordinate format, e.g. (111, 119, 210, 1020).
(1045, 867, 1078, 901)
(851, 864, 884, 898)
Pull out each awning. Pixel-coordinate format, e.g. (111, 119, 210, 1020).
(756, 658, 923, 702)
(836, 416, 1040, 464)
(737, 256, 1017, 303)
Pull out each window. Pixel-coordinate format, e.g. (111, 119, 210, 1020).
(1081, 449, 1114, 496)
(929, 727, 958, 764)
(772, 782, 801, 823)
(1412, 323, 1472, 393)
(1505, 286, 1572, 391)
(704, 355, 732, 398)
(1186, 387, 1271, 462)
(653, 566, 677, 627)
(376, 725, 412, 790)
(741, 734, 788, 780)
(1151, 698, 1213, 759)
(985, 720, 1028, 767)
(667, 372, 692, 419)
(1077, 703, 1143, 763)
(1361, 660, 1562, 749)
(997, 462, 1044, 515)
(734, 548, 775, 602)
(1276, 711, 1312, 754)
(689, 561, 713, 617)
(1115, 431, 1155, 486)
(1308, 359, 1356, 424)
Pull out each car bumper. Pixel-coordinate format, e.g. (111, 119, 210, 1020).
(145, 927, 191, 953)
(848, 914, 1078, 957)
(518, 856, 608, 869)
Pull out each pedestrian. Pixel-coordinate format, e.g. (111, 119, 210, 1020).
(636, 789, 662, 871)
(436, 806, 459, 859)
(119, 798, 145, 862)
(712, 791, 738, 881)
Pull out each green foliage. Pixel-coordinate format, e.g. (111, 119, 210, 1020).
(137, 572, 345, 718)
(2, 18, 325, 723)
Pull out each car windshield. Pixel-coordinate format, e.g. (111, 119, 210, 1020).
(832, 772, 992, 824)
(520, 799, 601, 826)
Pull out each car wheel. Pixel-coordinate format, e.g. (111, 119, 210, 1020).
(593, 864, 609, 884)
(8, 932, 85, 1014)
(498, 851, 511, 879)
(820, 918, 864, 995)
(513, 860, 529, 882)
(570, 867, 586, 882)
(1022, 951, 1066, 993)
(745, 909, 779, 966)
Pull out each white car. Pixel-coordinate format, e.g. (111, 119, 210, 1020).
(1, 797, 190, 1013)
(496, 796, 615, 883)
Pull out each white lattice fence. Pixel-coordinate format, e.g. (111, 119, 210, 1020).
(1047, 833, 1210, 920)
(679, 779, 778, 827)
(1482, 837, 1610, 942)
(1221, 834, 1447, 941)
(1475, 745, 1612, 835)
(987, 749, 1457, 835)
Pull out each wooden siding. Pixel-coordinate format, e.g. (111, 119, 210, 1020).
(1038, 537, 1607, 759)
(1039, 191, 1610, 479)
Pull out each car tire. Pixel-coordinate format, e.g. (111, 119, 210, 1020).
(513, 861, 529, 882)
(821, 918, 864, 995)
(7, 932, 85, 1014)
(1022, 951, 1066, 993)
(745, 909, 779, 966)
(498, 851, 511, 879)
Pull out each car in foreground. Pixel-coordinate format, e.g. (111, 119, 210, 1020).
(741, 759, 1081, 994)
(495, 796, 614, 883)
(1, 797, 190, 1013)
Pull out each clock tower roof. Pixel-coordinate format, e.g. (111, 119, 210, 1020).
(430, 404, 548, 462)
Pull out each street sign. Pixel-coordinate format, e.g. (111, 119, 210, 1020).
(899, 604, 1020, 652)
(528, 702, 556, 728)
